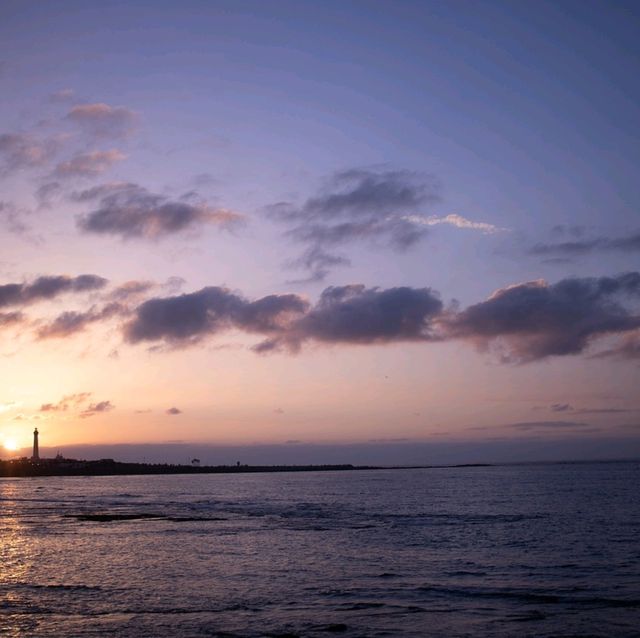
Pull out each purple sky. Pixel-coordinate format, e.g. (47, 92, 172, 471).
(1, 1, 639, 463)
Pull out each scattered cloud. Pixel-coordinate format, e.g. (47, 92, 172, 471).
(268, 169, 501, 281)
(35, 181, 63, 209)
(49, 88, 75, 103)
(53, 149, 126, 178)
(0, 274, 108, 309)
(0, 132, 61, 173)
(66, 103, 138, 138)
(0, 311, 25, 328)
(165, 407, 182, 415)
(268, 168, 440, 280)
(529, 233, 640, 257)
(592, 330, 640, 360)
(74, 182, 243, 240)
(108, 280, 155, 301)
(80, 400, 114, 418)
(543, 403, 637, 414)
(0, 200, 34, 237)
(40, 392, 92, 412)
(36, 302, 123, 339)
(507, 421, 592, 431)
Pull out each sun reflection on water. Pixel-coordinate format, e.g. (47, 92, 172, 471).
(1, 480, 36, 637)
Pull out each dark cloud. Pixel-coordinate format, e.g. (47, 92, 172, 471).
(124, 287, 308, 346)
(0, 274, 107, 309)
(268, 168, 440, 280)
(443, 272, 640, 363)
(0, 133, 60, 173)
(52, 149, 125, 178)
(0, 311, 24, 327)
(80, 400, 114, 418)
(125, 284, 443, 352)
(286, 247, 351, 284)
(270, 169, 439, 222)
(66, 103, 138, 138)
(75, 182, 243, 240)
(530, 233, 640, 257)
(40, 392, 92, 412)
(550, 403, 573, 412)
(166, 407, 182, 415)
(36, 302, 123, 339)
(256, 285, 444, 352)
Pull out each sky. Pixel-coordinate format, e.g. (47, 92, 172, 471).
(1, 0, 639, 464)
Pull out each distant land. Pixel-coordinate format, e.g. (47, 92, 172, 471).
(0, 456, 490, 478)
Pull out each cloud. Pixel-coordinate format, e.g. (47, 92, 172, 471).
(80, 400, 114, 418)
(125, 282, 443, 352)
(592, 331, 640, 360)
(165, 407, 182, 415)
(268, 168, 440, 280)
(36, 302, 123, 339)
(285, 247, 351, 284)
(52, 149, 125, 178)
(529, 233, 640, 257)
(550, 403, 573, 412)
(402, 213, 506, 234)
(40, 392, 92, 412)
(74, 182, 243, 240)
(124, 287, 308, 347)
(442, 272, 640, 363)
(269, 170, 502, 281)
(0, 133, 60, 173)
(269, 168, 438, 222)
(35, 181, 63, 209)
(0, 200, 35, 237)
(545, 403, 636, 414)
(66, 103, 138, 138)
(256, 285, 444, 352)
(0, 311, 25, 327)
(49, 89, 75, 103)
(108, 280, 155, 301)
(0, 274, 108, 309)
(507, 421, 591, 431)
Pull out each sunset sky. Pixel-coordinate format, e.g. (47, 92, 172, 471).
(1, 0, 639, 463)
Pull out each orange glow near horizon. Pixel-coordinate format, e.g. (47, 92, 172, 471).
(3, 439, 19, 452)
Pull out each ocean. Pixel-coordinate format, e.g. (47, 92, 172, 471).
(1, 462, 639, 637)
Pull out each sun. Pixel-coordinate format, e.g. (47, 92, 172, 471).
(3, 439, 19, 452)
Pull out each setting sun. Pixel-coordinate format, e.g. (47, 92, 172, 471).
(3, 439, 19, 452)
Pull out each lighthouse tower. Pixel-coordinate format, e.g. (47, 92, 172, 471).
(32, 428, 39, 461)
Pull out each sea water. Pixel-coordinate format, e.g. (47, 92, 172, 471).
(1, 462, 639, 637)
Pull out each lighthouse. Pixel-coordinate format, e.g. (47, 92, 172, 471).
(32, 428, 39, 461)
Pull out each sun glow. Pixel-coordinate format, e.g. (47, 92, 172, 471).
(3, 439, 19, 452)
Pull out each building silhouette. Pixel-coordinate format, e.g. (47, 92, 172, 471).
(32, 428, 39, 461)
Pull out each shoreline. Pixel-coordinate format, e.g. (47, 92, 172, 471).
(0, 458, 491, 478)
